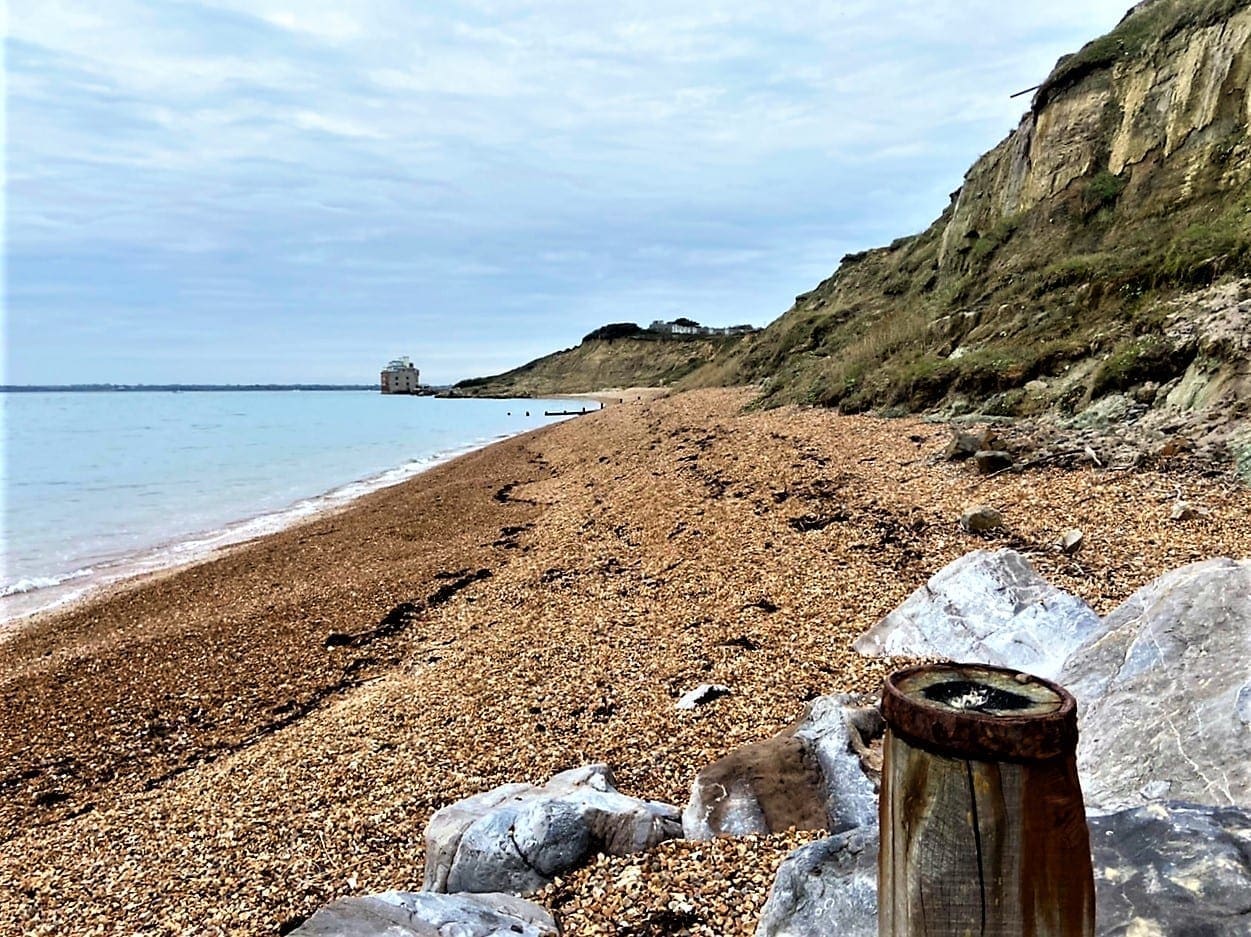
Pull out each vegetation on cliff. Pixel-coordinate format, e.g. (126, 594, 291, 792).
(452, 325, 751, 397)
(685, 0, 1251, 418)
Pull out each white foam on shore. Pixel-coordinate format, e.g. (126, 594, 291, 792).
(0, 433, 518, 633)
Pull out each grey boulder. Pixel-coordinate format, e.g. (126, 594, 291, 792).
(424, 764, 681, 896)
(1061, 557, 1251, 808)
(754, 828, 878, 937)
(683, 695, 883, 840)
(853, 548, 1102, 680)
(754, 803, 1251, 937)
(288, 891, 557, 936)
(1090, 802, 1251, 935)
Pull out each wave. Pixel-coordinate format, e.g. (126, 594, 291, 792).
(1, 569, 93, 598)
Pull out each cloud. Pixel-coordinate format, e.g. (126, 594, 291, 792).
(7, 0, 1133, 384)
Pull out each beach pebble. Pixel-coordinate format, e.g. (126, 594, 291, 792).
(1056, 528, 1085, 554)
(676, 684, 732, 710)
(959, 504, 1003, 532)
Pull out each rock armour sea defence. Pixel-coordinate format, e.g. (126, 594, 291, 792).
(423, 764, 681, 896)
(1061, 556, 1251, 807)
(289, 891, 558, 937)
(754, 802, 1251, 937)
(682, 695, 883, 840)
(852, 548, 1103, 681)
(853, 549, 1250, 808)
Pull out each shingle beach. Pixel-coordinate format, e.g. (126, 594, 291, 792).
(4, 387, 1249, 936)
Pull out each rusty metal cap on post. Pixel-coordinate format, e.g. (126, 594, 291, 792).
(882, 662, 1078, 762)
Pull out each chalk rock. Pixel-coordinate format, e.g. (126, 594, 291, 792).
(1060, 557, 1251, 807)
(1055, 528, 1085, 554)
(423, 764, 681, 895)
(1090, 802, 1251, 934)
(683, 695, 882, 840)
(754, 828, 878, 937)
(676, 684, 731, 710)
(1169, 500, 1208, 521)
(853, 548, 1101, 680)
(753, 803, 1251, 937)
(959, 504, 1003, 532)
(289, 891, 558, 936)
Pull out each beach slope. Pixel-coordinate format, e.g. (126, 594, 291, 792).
(2, 388, 1249, 935)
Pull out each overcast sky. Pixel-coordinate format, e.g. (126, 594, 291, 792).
(6, 0, 1132, 385)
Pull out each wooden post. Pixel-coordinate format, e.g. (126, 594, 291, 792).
(878, 663, 1094, 936)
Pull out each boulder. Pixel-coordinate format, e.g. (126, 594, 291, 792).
(943, 427, 997, 461)
(683, 695, 882, 840)
(754, 828, 878, 937)
(423, 764, 681, 895)
(753, 803, 1251, 937)
(1091, 802, 1251, 934)
(288, 891, 558, 936)
(1060, 557, 1251, 807)
(974, 449, 1013, 474)
(853, 549, 1101, 681)
(959, 504, 1003, 532)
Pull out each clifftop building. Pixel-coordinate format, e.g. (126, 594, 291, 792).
(380, 356, 420, 394)
(649, 319, 755, 337)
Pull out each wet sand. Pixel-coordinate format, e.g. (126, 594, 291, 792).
(3, 387, 1249, 936)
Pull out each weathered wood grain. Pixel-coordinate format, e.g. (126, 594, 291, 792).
(879, 664, 1094, 936)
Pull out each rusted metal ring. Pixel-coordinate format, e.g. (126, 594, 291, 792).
(882, 662, 1078, 762)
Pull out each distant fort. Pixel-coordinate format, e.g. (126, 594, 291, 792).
(380, 356, 422, 395)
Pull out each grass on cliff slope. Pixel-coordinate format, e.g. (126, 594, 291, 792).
(688, 172, 1251, 414)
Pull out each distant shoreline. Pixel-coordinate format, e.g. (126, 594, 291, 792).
(1, 384, 383, 392)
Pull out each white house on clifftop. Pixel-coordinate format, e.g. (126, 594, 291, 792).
(380, 356, 420, 394)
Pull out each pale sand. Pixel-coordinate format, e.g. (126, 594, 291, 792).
(2, 387, 1248, 936)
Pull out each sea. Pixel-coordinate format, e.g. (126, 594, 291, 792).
(1, 390, 582, 625)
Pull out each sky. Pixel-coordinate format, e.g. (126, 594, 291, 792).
(5, 0, 1133, 385)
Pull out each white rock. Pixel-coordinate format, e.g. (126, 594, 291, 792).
(676, 684, 731, 710)
(1056, 528, 1085, 554)
(1060, 557, 1251, 808)
(1169, 501, 1208, 521)
(423, 764, 681, 896)
(754, 829, 878, 937)
(853, 548, 1102, 680)
(288, 891, 558, 936)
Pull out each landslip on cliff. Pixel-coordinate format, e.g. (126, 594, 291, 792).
(685, 0, 1251, 457)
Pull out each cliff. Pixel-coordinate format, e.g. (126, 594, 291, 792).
(449, 329, 749, 397)
(687, 0, 1251, 436)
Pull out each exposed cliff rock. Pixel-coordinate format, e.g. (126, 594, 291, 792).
(687, 0, 1251, 451)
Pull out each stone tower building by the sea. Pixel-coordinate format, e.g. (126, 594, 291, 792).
(380, 356, 420, 394)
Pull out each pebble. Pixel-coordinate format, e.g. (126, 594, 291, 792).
(3, 388, 1250, 936)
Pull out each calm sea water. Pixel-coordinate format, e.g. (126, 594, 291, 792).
(1, 391, 580, 623)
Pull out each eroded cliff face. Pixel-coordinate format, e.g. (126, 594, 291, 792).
(690, 0, 1251, 449)
(940, 1, 1251, 272)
